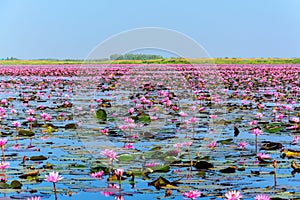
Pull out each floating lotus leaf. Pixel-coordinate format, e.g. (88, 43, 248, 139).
(264, 126, 282, 133)
(118, 154, 135, 162)
(148, 164, 170, 173)
(194, 161, 214, 170)
(10, 180, 22, 189)
(132, 112, 151, 124)
(95, 109, 107, 121)
(164, 156, 178, 163)
(261, 141, 282, 150)
(218, 138, 233, 145)
(281, 148, 300, 159)
(19, 170, 39, 179)
(29, 155, 47, 161)
(0, 182, 10, 189)
(65, 123, 78, 129)
(18, 129, 35, 137)
(148, 176, 178, 190)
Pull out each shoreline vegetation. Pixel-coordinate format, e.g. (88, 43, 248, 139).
(1, 57, 300, 65)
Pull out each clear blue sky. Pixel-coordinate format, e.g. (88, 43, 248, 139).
(1, 0, 300, 59)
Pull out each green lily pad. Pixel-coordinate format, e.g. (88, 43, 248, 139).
(218, 138, 233, 145)
(29, 155, 47, 161)
(18, 129, 35, 137)
(132, 112, 151, 124)
(19, 170, 40, 179)
(65, 123, 78, 129)
(148, 164, 170, 173)
(10, 180, 22, 189)
(118, 154, 135, 162)
(95, 109, 107, 121)
(164, 156, 178, 162)
(0, 182, 10, 189)
(264, 126, 281, 133)
(91, 165, 108, 173)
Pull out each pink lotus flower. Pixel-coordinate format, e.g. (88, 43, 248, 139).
(45, 171, 64, 183)
(41, 113, 52, 121)
(189, 117, 197, 123)
(190, 106, 197, 111)
(291, 117, 300, 123)
(101, 149, 118, 161)
(27, 197, 41, 200)
(11, 109, 17, 114)
(239, 141, 247, 149)
(256, 113, 263, 119)
(249, 120, 258, 126)
(208, 141, 217, 149)
(26, 116, 35, 122)
(257, 153, 270, 160)
(100, 129, 109, 135)
(123, 117, 134, 123)
(90, 171, 104, 178)
(145, 162, 159, 167)
(210, 115, 217, 119)
(291, 136, 299, 145)
(225, 190, 242, 200)
(285, 105, 292, 111)
(172, 106, 179, 111)
(199, 107, 205, 112)
(128, 107, 135, 114)
(150, 116, 158, 120)
(119, 124, 128, 131)
(124, 143, 134, 149)
(183, 190, 201, 199)
(115, 196, 124, 200)
(12, 143, 21, 150)
(255, 194, 270, 200)
(0, 138, 8, 146)
(130, 134, 138, 139)
(252, 128, 263, 135)
(179, 111, 188, 117)
(287, 125, 299, 130)
(184, 119, 190, 125)
(276, 113, 284, 120)
(258, 104, 264, 109)
(174, 143, 183, 148)
(114, 168, 124, 177)
(1, 99, 7, 105)
(12, 121, 21, 128)
(183, 141, 193, 147)
(27, 109, 35, 115)
(0, 161, 10, 169)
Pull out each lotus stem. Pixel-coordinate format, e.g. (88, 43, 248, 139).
(255, 135, 258, 154)
(1, 145, 5, 161)
(273, 159, 277, 187)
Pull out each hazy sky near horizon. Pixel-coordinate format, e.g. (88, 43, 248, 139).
(1, 0, 300, 59)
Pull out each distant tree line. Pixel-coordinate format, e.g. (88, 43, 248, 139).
(5, 57, 18, 60)
(110, 53, 163, 60)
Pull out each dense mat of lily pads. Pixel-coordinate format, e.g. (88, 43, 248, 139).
(0, 64, 299, 200)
